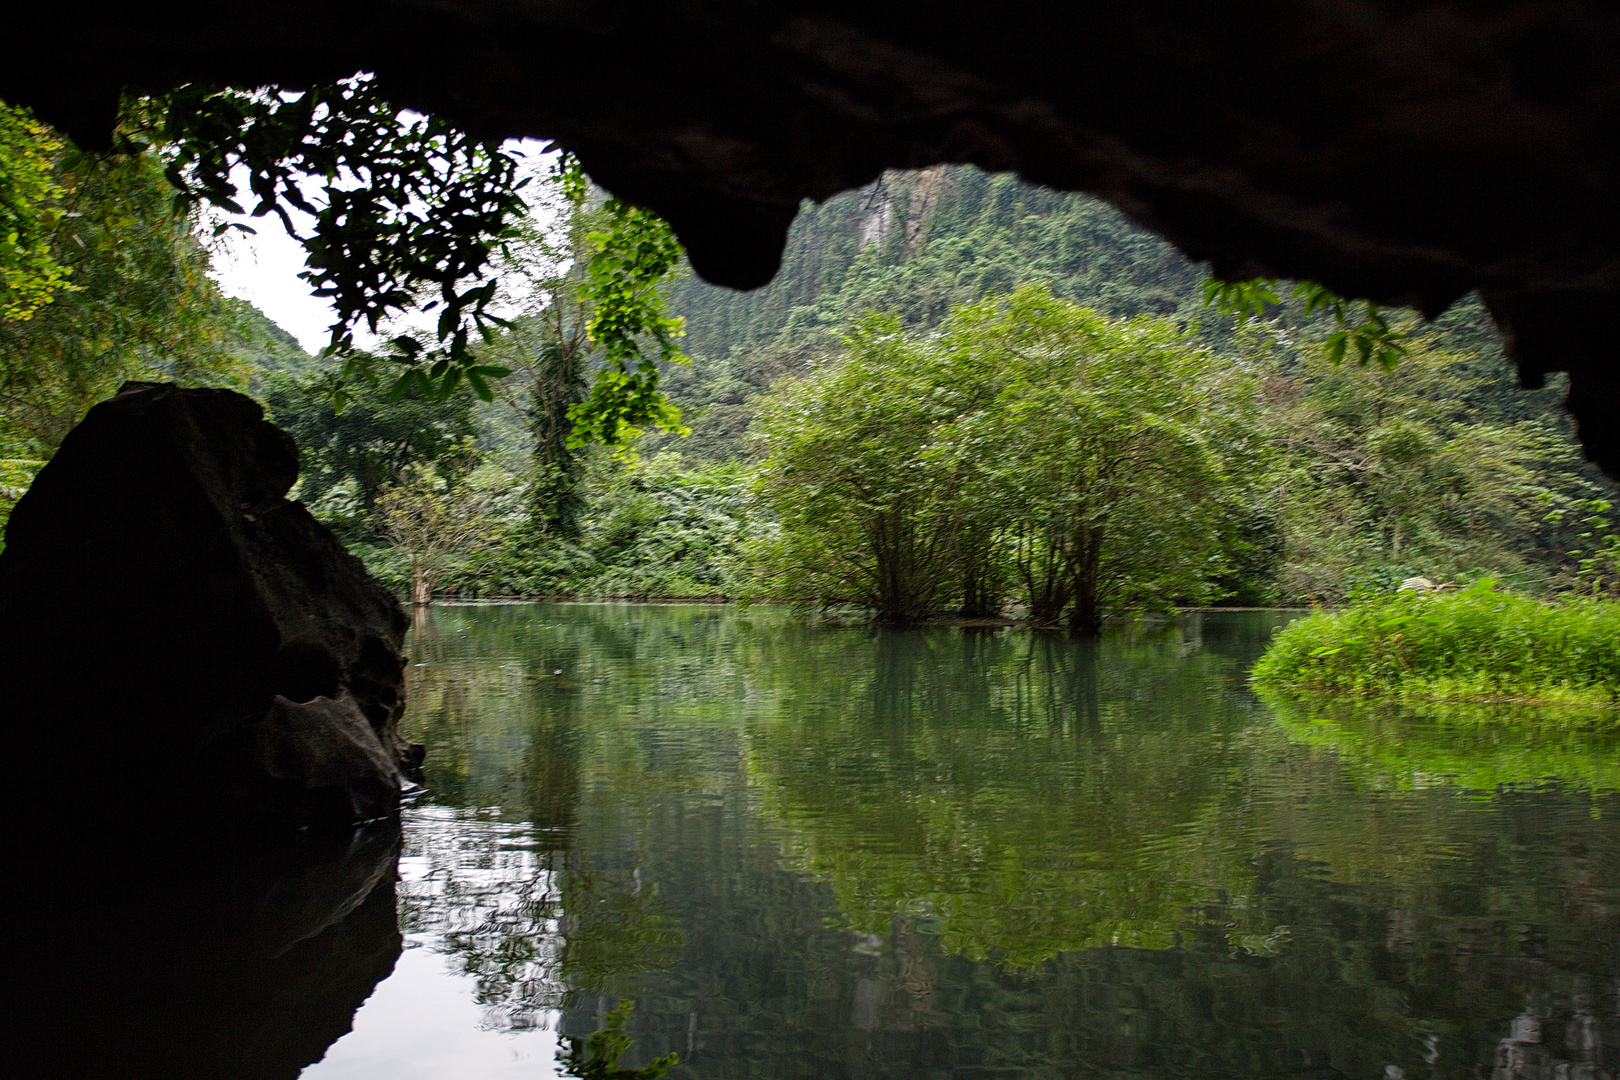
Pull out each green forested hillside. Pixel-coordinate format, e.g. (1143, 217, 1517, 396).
(228, 298, 318, 385)
(655, 167, 1217, 462)
(666, 166, 1211, 361)
(654, 165, 1565, 466)
(651, 165, 1218, 466)
(6, 117, 1606, 613)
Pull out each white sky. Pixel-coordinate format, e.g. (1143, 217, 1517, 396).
(210, 213, 338, 354)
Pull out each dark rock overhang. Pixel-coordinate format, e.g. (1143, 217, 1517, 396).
(8, 2, 1620, 466)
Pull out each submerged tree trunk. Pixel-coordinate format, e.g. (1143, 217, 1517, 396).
(409, 558, 437, 607)
(870, 512, 913, 624)
(869, 504, 953, 625)
(958, 530, 1003, 618)
(960, 576, 1000, 618)
(1028, 581, 1069, 626)
(411, 572, 434, 607)
(1018, 524, 1070, 627)
(1068, 523, 1105, 636)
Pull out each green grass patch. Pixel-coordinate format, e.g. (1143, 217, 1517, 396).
(1250, 581, 1620, 708)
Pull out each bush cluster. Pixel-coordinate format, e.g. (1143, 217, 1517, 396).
(352, 453, 765, 601)
(1251, 581, 1620, 705)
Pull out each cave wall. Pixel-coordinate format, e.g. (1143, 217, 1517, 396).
(6, 2, 1620, 464)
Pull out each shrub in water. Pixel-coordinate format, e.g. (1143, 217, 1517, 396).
(1251, 580, 1620, 706)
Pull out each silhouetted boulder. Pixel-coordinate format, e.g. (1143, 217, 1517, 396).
(0, 382, 420, 824)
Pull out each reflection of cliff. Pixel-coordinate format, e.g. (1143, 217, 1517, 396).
(575, 823, 1620, 1080)
(14, 822, 403, 1079)
(1491, 1003, 1618, 1080)
(567, 775, 1620, 1080)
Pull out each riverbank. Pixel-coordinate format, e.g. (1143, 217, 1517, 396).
(1251, 581, 1620, 709)
(420, 596, 1304, 628)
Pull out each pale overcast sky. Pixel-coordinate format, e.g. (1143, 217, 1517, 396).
(210, 215, 337, 354)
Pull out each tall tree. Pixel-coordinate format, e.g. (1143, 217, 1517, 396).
(753, 316, 978, 623)
(477, 156, 691, 535)
(482, 173, 599, 537)
(371, 459, 491, 607)
(0, 133, 240, 457)
(941, 285, 1261, 632)
(754, 286, 1260, 630)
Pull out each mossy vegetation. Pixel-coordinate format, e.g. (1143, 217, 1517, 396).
(1251, 581, 1620, 707)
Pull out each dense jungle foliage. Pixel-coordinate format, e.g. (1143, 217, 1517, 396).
(1, 97, 1613, 623)
(0, 104, 248, 536)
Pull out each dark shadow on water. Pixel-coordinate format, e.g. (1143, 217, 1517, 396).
(11, 818, 403, 1079)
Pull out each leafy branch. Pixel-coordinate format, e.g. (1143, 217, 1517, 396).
(0, 103, 76, 320)
(1203, 277, 1410, 370)
(150, 76, 525, 403)
(149, 88, 690, 451)
(555, 155, 691, 450)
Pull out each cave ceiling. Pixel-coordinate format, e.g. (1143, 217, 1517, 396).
(9, 2, 1620, 467)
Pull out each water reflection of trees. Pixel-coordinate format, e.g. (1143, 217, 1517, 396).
(394, 805, 686, 1030)
(395, 604, 1620, 1079)
(397, 606, 701, 1028)
(743, 620, 1274, 964)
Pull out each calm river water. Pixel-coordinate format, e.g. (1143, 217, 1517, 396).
(31, 602, 1614, 1079)
(293, 602, 1620, 1080)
